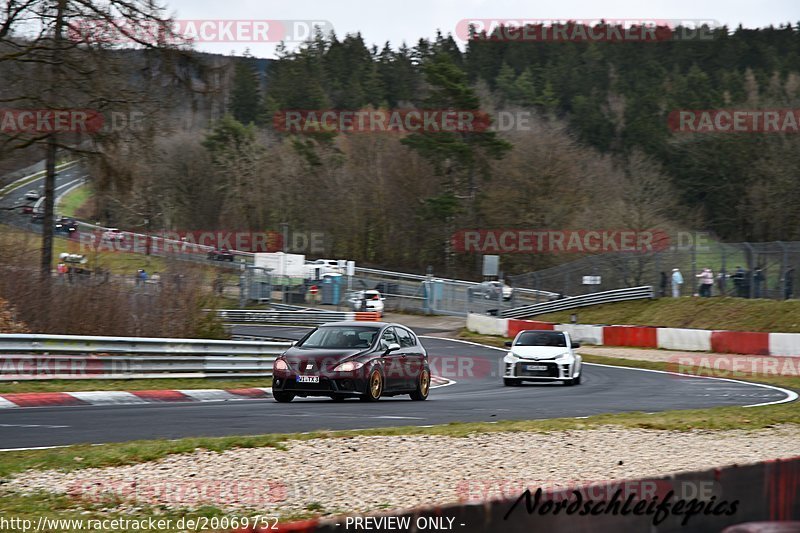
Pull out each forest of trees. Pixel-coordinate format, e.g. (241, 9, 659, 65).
(14, 22, 800, 277)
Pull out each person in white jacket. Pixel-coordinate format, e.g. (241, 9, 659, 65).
(671, 268, 684, 297)
(696, 267, 714, 297)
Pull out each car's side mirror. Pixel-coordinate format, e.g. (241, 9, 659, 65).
(504, 341, 513, 347)
(385, 342, 401, 353)
(571, 342, 581, 348)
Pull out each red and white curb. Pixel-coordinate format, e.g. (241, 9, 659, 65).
(0, 387, 273, 409)
(0, 377, 452, 409)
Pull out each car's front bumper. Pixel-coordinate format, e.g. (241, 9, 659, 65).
(272, 371, 369, 397)
(502, 356, 579, 381)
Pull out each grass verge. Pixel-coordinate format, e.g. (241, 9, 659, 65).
(0, 377, 272, 395)
(530, 297, 800, 332)
(56, 184, 91, 218)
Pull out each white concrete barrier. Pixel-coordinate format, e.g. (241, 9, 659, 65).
(657, 328, 712, 352)
(554, 324, 604, 345)
(768, 333, 800, 357)
(466, 314, 508, 337)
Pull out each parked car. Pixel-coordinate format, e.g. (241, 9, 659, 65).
(271, 322, 430, 402)
(101, 228, 125, 242)
(502, 330, 582, 386)
(348, 289, 385, 314)
(207, 248, 234, 261)
(469, 281, 514, 301)
(55, 217, 78, 235)
(311, 258, 343, 273)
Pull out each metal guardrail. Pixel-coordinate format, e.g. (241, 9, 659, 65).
(501, 286, 655, 319)
(216, 309, 380, 325)
(0, 334, 293, 381)
(0, 333, 290, 356)
(354, 267, 560, 299)
(0, 355, 279, 381)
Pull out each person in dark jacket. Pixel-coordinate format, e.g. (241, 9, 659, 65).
(753, 267, 765, 298)
(732, 266, 746, 297)
(784, 267, 795, 300)
(659, 271, 668, 297)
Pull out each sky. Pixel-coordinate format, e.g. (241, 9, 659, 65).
(165, 0, 800, 58)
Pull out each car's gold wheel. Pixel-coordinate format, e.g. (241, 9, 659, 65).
(361, 369, 383, 401)
(411, 368, 430, 401)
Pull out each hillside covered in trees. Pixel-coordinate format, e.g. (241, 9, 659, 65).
(77, 24, 800, 275)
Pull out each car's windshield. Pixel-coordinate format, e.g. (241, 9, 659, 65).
(515, 331, 567, 347)
(298, 326, 379, 349)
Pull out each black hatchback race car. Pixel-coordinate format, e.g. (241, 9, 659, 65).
(271, 322, 431, 403)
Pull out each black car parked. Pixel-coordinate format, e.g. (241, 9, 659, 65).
(271, 322, 431, 402)
(55, 217, 78, 235)
(207, 247, 234, 261)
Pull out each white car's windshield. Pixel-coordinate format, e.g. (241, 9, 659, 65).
(516, 331, 567, 347)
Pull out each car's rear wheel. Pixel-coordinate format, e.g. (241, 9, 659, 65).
(273, 391, 295, 403)
(360, 368, 383, 401)
(410, 368, 431, 401)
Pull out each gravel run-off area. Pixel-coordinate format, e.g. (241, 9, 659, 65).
(6, 425, 800, 516)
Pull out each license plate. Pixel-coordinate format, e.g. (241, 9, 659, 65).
(525, 365, 548, 371)
(296, 376, 320, 383)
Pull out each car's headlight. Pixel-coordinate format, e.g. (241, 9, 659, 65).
(334, 361, 365, 372)
(274, 358, 289, 371)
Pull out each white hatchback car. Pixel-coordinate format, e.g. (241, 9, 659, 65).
(348, 289, 385, 315)
(503, 330, 582, 386)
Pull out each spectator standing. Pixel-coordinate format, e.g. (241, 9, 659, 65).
(753, 267, 765, 298)
(659, 271, 667, 297)
(671, 268, 683, 297)
(716, 268, 728, 296)
(783, 267, 795, 300)
(696, 267, 714, 297)
(732, 266, 746, 297)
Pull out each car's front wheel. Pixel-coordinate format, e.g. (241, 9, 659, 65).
(564, 373, 581, 386)
(273, 391, 295, 402)
(410, 368, 431, 401)
(360, 368, 384, 401)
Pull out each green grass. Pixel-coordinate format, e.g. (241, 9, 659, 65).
(0, 377, 271, 394)
(56, 184, 91, 218)
(531, 297, 800, 332)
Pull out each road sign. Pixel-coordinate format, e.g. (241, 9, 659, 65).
(309, 285, 319, 295)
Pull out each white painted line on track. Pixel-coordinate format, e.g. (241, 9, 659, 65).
(0, 445, 70, 452)
(0, 424, 69, 429)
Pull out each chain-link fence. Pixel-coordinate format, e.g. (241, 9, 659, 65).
(508, 241, 800, 300)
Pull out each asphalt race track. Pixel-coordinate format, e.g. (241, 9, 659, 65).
(0, 326, 791, 450)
